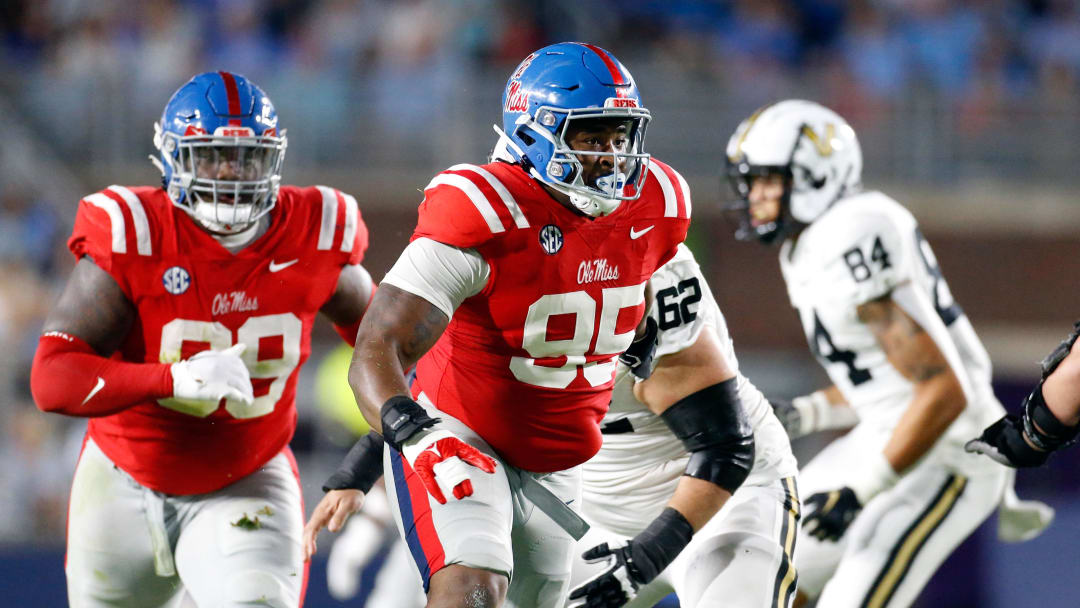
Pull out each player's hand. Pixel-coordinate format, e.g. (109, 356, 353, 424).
(170, 344, 253, 408)
(803, 487, 862, 542)
(965, 415, 1049, 468)
(769, 398, 806, 438)
(401, 429, 497, 504)
(618, 316, 659, 380)
(303, 489, 366, 561)
(567, 541, 651, 608)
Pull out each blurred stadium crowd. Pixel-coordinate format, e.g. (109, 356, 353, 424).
(5, 0, 1080, 102)
(0, 0, 1078, 553)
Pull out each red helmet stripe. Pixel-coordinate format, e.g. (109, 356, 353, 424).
(218, 71, 244, 126)
(579, 43, 628, 97)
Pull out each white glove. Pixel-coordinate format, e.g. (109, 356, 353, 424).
(166, 344, 254, 417)
(782, 390, 860, 438)
(997, 473, 1054, 543)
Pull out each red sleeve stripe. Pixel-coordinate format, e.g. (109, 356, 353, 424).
(82, 189, 152, 256)
(340, 192, 359, 253)
(316, 185, 339, 250)
(448, 164, 530, 229)
(424, 173, 506, 234)
(105, 186, 152, 254)
(648, 160, 690, 219)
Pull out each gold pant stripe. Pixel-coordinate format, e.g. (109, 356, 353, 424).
(773, 476, 801, 608)
(861, 474, 968, 608)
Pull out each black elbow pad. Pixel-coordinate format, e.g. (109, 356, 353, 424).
(660, 378, 756, 494)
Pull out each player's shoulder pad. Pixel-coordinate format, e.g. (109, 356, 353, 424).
(651, 243, 701, 289)
(283, 185, 369, 262)
(805, 191, 918, 303)
(70, 185, 160, 266)
(637, 158, 693, 222)
(413, 163, 532, 248)
(805, 191, 914, 261)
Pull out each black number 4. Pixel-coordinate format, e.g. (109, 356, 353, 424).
(811, 311, 872, 386)
(656, 277, 702, 330)
(843, 236, 892, 283)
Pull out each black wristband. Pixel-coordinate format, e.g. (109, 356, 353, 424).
(379, 395, 439, 451)
(322, 431, 385, 493)
(619, 316, 660, 380)
(628, 507, 694, 583)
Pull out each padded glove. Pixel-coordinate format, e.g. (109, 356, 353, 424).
(167, 344, 253, 416)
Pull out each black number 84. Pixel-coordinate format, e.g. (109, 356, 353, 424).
(843, 235, 892, 282)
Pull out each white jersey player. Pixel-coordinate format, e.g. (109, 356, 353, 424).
(569, 244, 800, 608)
(724, 99, 1052, 608)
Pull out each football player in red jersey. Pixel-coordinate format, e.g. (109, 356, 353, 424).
(30, 71, 374, 607)
(304, 43, 692, 608)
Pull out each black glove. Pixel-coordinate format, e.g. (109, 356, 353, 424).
(619, 316, 659, 380)
(568, 508, 692, 607)
(965, 415, 1049, 468)
(803, 487, 862, 542)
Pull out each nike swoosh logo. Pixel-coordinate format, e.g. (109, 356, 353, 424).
(629, 225, 654, 239)
(82, 377, 105, 405)
(268, 259, 299, 272)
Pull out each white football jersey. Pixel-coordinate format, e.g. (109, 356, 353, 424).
(582, 244, 798, 537)
(779, 191, 1004, 470)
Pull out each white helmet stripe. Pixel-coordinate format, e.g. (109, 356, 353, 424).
(424, 174, 505, 234)
(106, 186, 152, 255)
(448, 164, 529, 229)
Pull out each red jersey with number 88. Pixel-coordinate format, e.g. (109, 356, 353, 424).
(410, 160, 690, 473)
(68, 185, 367, 495)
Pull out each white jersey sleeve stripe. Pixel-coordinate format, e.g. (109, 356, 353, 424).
(448, 164, 530, 229)
(673, 167, 692, 218)
(340, 192, 359, 253)
(648, 160, 678, 218)
(316, 185, 338, 250)
(424, 174, 505, 234)
(106, 186, 152, 255)
(83, 193, 127, 254)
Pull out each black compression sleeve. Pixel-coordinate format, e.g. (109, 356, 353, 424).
(322, 431, 385, 493)
(661, 378, 756, 493)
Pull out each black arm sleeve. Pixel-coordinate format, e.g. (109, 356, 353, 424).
(322, 431, 386, 493)
(660, 378, 755, 494)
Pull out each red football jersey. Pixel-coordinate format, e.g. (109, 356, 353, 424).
(411, 160, 691, 473)
(68, 184, 368, 495)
